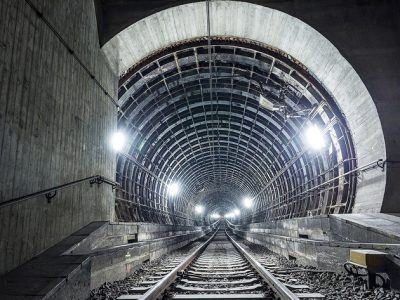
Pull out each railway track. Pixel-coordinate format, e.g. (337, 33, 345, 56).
(118, 224, 325, 300)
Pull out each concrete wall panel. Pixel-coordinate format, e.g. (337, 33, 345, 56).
(0, 0, 117, 275)
(229, 216, 400, 271)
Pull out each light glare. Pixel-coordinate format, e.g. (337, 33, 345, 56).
(224, 210, 239, 218)
(243, 197, 253, 208)
(195, 205, 204, 214)
(305, 124, 325, 150)
(210, 213, 221, 219)
(168, 182, 180, 196)
(110, 131, 126, 152)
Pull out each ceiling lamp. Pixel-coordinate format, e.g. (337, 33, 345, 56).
(305, 124, 325, 150)
(168, 182, 180, 196)
(243, 197, 253, 208)
(110, 131, 126, 152)
(195, 205, 204, 214)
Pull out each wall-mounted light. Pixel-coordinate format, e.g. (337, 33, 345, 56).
(305, 124, 325, 150)
(233, 208, 240, 216)
(168, 182, 180, 196)
(243, 197, 253, 208)
(195, 205, 204, 214)
(110, 131, 126, 152)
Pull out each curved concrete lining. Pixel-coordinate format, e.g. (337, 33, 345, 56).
(102, 1, 386, 213)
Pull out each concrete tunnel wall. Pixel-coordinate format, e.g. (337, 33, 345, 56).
(102, 1, 387, 213)
(0, 0, 117, 275)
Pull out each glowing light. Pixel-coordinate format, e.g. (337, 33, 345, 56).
(210, 213, 221, 219)
(305, 124, 325, 150)
(243, 197, 253, 208)
(224, 210, 239, 218)
(259, 94, 284, 112)
(224, 213, 234, 218)
(168, 182, 180, 196)
(110, 131, 126, 152)
(195, 205, 204, 214)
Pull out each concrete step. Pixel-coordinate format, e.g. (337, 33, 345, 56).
(0, 222, 105, 299)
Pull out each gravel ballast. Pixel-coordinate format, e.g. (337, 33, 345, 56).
(239, 239, 399, 300)
(88, 237, 209, 300)
(88, 233, 399, 300)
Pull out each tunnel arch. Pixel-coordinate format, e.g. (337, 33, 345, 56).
(103, 1, 386, 224)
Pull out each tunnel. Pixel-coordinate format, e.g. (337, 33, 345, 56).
(114, 37, 360, 224)
(0, 0, 400, 299)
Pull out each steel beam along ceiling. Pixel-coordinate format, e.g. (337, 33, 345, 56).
(115, 37, 357, 225)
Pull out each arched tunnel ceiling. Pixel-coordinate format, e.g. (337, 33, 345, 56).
(104, 1, 388, 224)
(115, 37, 358, 223)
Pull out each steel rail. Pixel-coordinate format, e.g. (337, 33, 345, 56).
(0, 175, 118, 209)
(138, 225, 219, 300)
(226, 230, 300, 300)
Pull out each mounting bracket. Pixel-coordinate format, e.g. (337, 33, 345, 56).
(45, 191, 57, 203)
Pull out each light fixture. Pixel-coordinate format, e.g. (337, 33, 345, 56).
(305, 124, 325, 150)
(259, 94, 285, 112)
(243, 197, 253, 208)
(195, 205, 204, 214)
(168, 182, 180, 196)
(110, 131, 126, 152)
(210, 213, 220, 219)
(224, 210, 239, 218)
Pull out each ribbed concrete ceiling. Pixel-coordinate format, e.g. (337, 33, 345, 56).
(115, 37, 357, 224)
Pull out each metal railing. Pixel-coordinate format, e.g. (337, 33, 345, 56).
(243, 158, 385, 222)
(0, 175, 119, 209)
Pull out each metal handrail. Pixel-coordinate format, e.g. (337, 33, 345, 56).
(242, 158, 385, 220)
(0, 175, 119, 209)
(253, 158, 384, 203)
